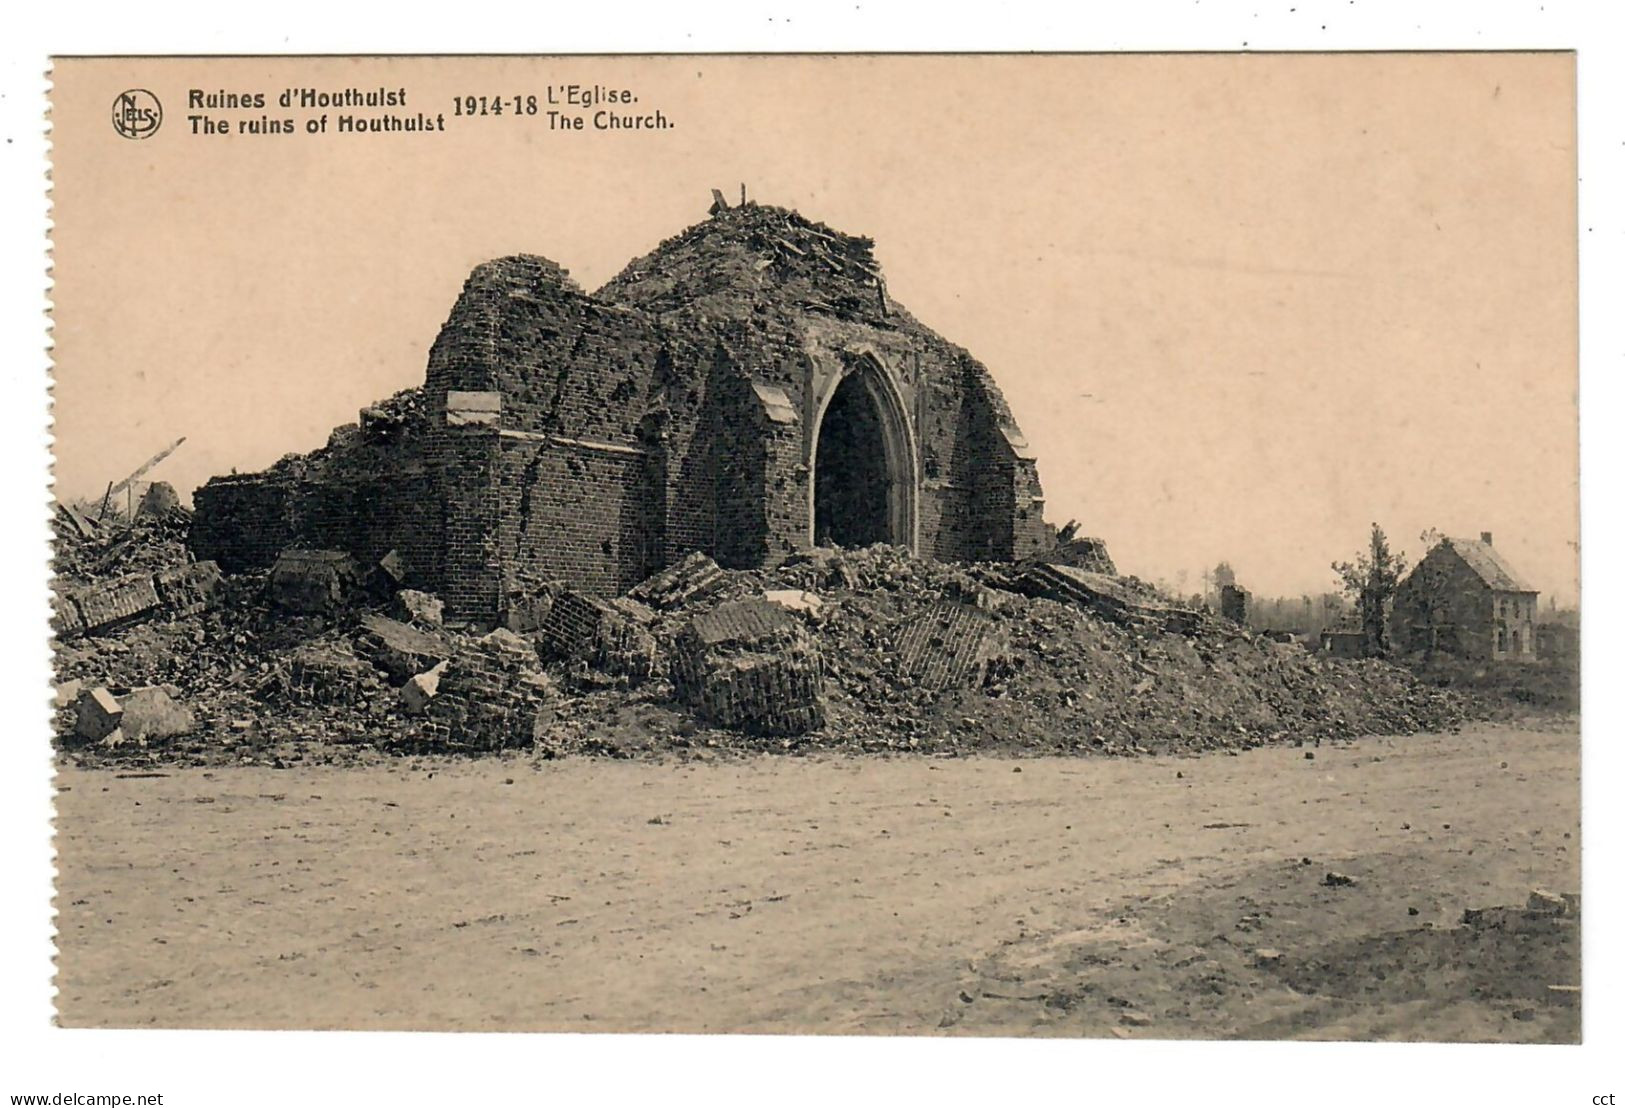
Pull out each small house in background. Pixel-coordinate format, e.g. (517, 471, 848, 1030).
(1390, 532, 1539, 662)
(1320, 629, 1367, 658)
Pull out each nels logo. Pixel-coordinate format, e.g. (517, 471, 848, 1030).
(111, 89, 162, 140)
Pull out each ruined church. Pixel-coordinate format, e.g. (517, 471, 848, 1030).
(191, 199, 1051, 620)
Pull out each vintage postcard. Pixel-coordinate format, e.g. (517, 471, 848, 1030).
(47, 53, 1578, 1042)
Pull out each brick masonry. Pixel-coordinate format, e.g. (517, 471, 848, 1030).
(190, 204, 1052, 621)
(56, 560, 222, 641)
(423, 629, 556, 750)
(669, 599, 825, 735)
(891, 602, 1007, 692)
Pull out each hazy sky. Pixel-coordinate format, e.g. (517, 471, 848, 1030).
(51, 54, 1577, 603)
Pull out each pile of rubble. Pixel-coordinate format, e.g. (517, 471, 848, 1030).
(53, 507, 1480, 766)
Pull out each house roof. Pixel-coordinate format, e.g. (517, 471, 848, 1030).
(1443, 537, 1536, 593)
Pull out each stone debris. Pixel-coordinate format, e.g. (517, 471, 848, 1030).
(118, 685, 196, 741)
(627, 550, 727, 611)
(53, 501, 192, 583)
(539, 590, 611, 659)
(540, 591, 659, 685)
(136, 481, 181, 518)
(152, 560, 223, 618)
(54, 494, 1482, 765)
(63, 574, 162, 638)
(1013, 562, 1201, 636)
(268, 550, 361, 614)
(376, 549, 408, 587)
(188, 203, 1056, 626)
(670, 599, 825, 735)
(54, 502, 102, 542)
(391, 589, 445, 627)
(1463, 892, 1581, 934)
(400, 660, 448, 715)
(500, 576, 556, 633)
(1322, 871, 1358, 888)
(785, 548, 861, 592)
(761, 589, 825, 620)
(73, 687, 124, 742)
(355, 613, 451, 685)
(424, 630, 556, 750)
(1034, 524, 1117, 575)
(54, 680, 84, 709)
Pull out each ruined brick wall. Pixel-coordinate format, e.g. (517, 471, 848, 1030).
(191, 474, 295, 572)
(424, 256, 664, 445)
(494, 437, 657, 598)
(296, 466, 440, 576)
(910, 346, 1047, 563)
(191, 207, 1054, 619)
(428, 426, 501, 619)
(192, 429, 441, 584)
(421, 256, 704, 610)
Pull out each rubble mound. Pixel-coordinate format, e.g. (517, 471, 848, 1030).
(600, 545, 1469, 756)
(599, 203, 895, 326)
(53, 508, 1482, 767)
(52, 506, 194, 584)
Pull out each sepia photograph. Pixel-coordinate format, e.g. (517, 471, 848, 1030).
(14, 25, 1611, 1100)
(43, 51, 1581, 1043)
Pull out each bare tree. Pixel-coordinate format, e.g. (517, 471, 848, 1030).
(1333, 523, 1408, 658)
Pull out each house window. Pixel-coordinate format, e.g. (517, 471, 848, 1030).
(1497, 628, 1508, 652)
(1511, 630, 1522, 654)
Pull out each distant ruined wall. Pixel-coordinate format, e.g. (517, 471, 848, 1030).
(190, 435, 441, 582)
(190, 474, 296, 572)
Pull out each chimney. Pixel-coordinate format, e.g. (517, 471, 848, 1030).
(1480, 531, 1493, 546)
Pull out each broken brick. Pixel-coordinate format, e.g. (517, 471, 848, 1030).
(670, 599, 825, 735)
(73, 687, 123, 742)
(269, 550, 361, 614)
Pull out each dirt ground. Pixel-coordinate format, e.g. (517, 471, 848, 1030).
(53, 720, 1580, 1041)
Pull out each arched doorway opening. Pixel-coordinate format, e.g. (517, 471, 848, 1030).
(810, 358, 918, 551)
